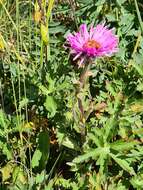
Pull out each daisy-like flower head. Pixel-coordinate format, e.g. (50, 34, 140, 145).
(67, 23, 118, 66)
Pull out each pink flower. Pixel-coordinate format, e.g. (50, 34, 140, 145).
(67, 23, 118, 66)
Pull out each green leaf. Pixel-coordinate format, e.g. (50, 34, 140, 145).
(31, 149, 42, 168)
(49, 25, 65, 34)
(2, 144, 13, 160)
(12, 166, 27, 184)
(35, 171, 45, 184)
(62, 136, 78, 150)
(96, 149, 109, 175)
(130, 175, 143, 189)
(110, 140, 139, 151)
(92, 127, 103, 138)
(46, 73, 55, 92)
(55, 177, 72, 189)
(44, 95, 57, 117)
(39, 85, 50, 96)
(88, 133, 102, 147)
(45, 179, 54, 190)
(38, 131, 50, 170)
(104, 117, 117, 142)
(106, 82, 116, 96)
(73, 147, 109, 163)
(110, 153, 135, 175)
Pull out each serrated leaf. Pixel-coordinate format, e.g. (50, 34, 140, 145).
(130, 176, 143, 188)
(73, 148, 103, 163)
(110, 140, 139, 151)
(88, 133, 102, 147)
(110, 153, 135, 175)
(39, 85, 50, 96)
(104, 116, 117, 142)
(106, 81, 116, 96)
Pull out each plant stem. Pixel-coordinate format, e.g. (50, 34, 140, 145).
(76, 61, 91, 137)
(0, 80, 4, 111)
(134, 0, 143, 35)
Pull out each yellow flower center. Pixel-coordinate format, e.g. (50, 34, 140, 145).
(84, 39, 101, 49)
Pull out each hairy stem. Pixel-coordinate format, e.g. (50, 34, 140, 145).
(76, 60, 91, 136)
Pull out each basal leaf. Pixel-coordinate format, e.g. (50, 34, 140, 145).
(38, 131, 50, 170)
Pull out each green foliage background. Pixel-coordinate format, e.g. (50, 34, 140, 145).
(0, 0, 143, 189)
